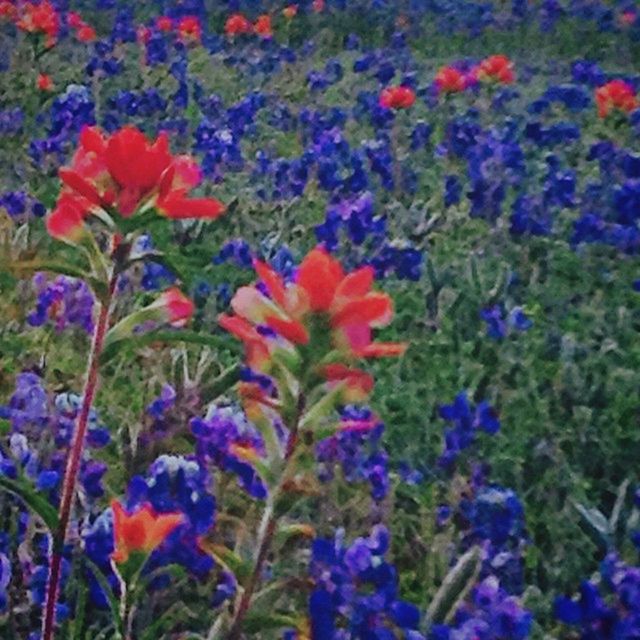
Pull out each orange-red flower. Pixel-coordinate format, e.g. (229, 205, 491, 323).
(224, 13, 253, 36)
(177, 15, 201, 42)
(434, 66, 469, 94)
(475, 55, 515, 84)
(379, 85, 416, 110)
(219, 248, 407, 375)
(111, 500, 183, 564)
(283, 4, 298, 19)
(37, 72, 53, 92)
(16, 1, 59, 47)
(56, 125, 225, 221)
(254, 14, 273, 38)
(595, 80, 638, 118)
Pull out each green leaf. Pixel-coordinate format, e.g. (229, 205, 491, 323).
(198, 364, 242, 404)
(0, 474, 59, 531)
(100, 329, 237, 366)
(425, 546, 482, 625)
(3, 258, 89, 281)
(84, 557, 123, 634)
(243, 612, 299, 634)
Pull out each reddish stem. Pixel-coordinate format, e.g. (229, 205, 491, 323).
(41, 275, 116, 640)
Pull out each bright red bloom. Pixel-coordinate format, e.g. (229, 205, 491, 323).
(16, 1, 59, 47)
(76, 24, 96, 42)
(224, 13, 253, 36)
(595, 80, 638, 118)
(476, 55, 515, 84)
(312, 0, 325, 12)
(379, 85, 416, 110)
(111, 500, 183, 564)
(283, 4, 298, 19)
(156, 287, 195, 327)
(254, 14, 272, 38)
(57, 125, 225, 220)
(177, 15, 201, 42)
(435, 66, 469, 94)
(46, 194, 88, 242)
(219, 248, 407, 375)
(37, 72, 53, 91)
(156, 15, 173, 31)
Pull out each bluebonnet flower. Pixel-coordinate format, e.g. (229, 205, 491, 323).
(0, 546, 10, 611)
(309, 525, 424, 639)
(27, 273, 95, 334)
(510, 195, 552, 236)
(430, 576, 532, 639)
(444, 175, 462, 207)
(554, 554, 640, 639)
(481, 304, 532, 340)
(130, 234, 176, 291)
(438, 392, 500, 469)
(315, 406, 390, 501)
(213, 238, 254, 268)
(191, 403, 268, 499)
(0, 190, 45, 222)
(456, 484, 528, 594)
(128, 455, 216, 581)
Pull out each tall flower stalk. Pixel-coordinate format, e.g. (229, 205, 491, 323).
(219, 247, 407, 637)
(38, 124, 226, 640)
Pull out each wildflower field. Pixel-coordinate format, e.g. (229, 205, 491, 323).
(0, 0, 640, 638)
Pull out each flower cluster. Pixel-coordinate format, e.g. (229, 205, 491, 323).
(438, 392, 500, 469)
(27, 273, 95, 334)
(308, 525, 424, 639)
(47, 125, 226, 241)
(430, 577, 532, 640)
(555, 554, 640, 638)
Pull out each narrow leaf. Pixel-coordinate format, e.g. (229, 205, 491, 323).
(425, 546, 482, 625)
(0, 474, 59, 531)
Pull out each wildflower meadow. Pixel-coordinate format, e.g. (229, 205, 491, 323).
(0, 0, 639, 638)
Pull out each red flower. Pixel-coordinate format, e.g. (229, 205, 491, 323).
(67, 11, 82, 28)
(45, 194, 88, 242)
(76, 24, 96, 42)
(57, 125, 225, 220)
(219, 248, 407, 375)
(156, 288, 195, 327)
(16, 1, 59, 47)
(595, 80, 638, 118)
(177, 15, 201, 42)
(0, 2, 17, 20)
(476, 55, 515, 84)
(37, 73, 53, 92)
(434, 66, 468, 94)
(254, 14, 273, 38)
(379, 85, 416, 110)
(224, 13, 253, 36)
(156, 15, 173, 32)
(111, 500, 183, 564)
(312, 0, 325, 12)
